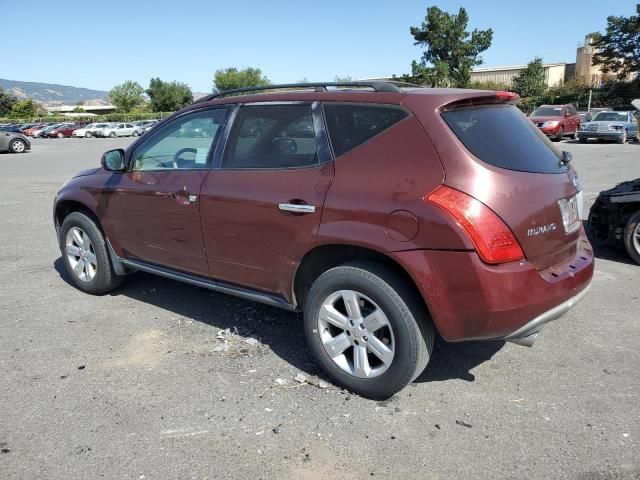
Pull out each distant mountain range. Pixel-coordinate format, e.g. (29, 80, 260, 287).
(0, 78, 109, 106)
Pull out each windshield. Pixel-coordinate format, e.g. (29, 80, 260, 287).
(531, 107, 564, 118)
(592, 112, 628, 122)
(442, 104, 564, 174)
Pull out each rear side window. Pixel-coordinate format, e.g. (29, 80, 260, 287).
(442, 105, 564, 174)
(323, 104, 408, 157)
(222, 104, 318, 169)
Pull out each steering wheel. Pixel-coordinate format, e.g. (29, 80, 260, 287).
(160, 147, 197, 169)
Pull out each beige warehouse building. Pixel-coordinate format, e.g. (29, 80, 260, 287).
(471, 62, 569, 87)
(470, 35, 617, 88)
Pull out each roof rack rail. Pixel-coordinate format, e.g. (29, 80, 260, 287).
(195, 81, 420, 104)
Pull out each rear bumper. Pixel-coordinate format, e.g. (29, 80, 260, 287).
(390, 228, 594, 343)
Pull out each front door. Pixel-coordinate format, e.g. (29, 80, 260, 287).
(106, 107, 229, 276)
(200, 103, 333, 297)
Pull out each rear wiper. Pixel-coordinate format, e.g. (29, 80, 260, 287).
(561, 150, 572, 164)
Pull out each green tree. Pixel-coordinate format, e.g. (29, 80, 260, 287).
(213, 67, 270, 92)
(146, 78, 193, 112)
(0, 87, 18, 117)
(468, 80, 511, 91)
(8, 99, 45, 119)
(511, 57, 547, 97)
(108, 80, 145, 112)
(591, 4, 640, 80)
(409, 6, 493, 87)
(73, 106, 85, 113)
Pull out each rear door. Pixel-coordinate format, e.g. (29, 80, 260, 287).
(106, 107, 230, 276)
(200, 102, 333, 296)
(439, 103, 582, 270)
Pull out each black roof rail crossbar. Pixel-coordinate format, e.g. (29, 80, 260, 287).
(195, 81, 410, 103)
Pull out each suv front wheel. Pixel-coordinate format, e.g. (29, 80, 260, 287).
(303, 262, 433, 399)
(59, 212, 124, 294)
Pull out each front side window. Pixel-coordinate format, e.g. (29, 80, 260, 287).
(323, 104, 408, 157)
(130, 108, 228, 171)
(222, 104, 318, 169)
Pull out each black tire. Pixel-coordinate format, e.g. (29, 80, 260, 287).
(554, 127, 564, 142)
(572, 127, 579, 140)
(303, 261, 433, 399)
(85, 132, 92, 138)
(578, 136, 587, 144)
(109, 132, 116, 138)
(59, 211, 124, 294)
(8, 138, 26, 153)
(623, 211, 640, 265)
(617, 130, 627, 144)
(132, 130, 139, 137)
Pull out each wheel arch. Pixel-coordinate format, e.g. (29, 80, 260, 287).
(54, 199, 104, 234)
(292, 243, 436, 330)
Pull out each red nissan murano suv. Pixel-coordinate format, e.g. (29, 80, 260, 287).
(53, 82, 593, 399)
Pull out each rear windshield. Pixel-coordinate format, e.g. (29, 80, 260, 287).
(442, 104, 564, 174)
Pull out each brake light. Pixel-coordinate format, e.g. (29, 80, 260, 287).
(495, 91, 519, 102)
(425, 185, 525, 264)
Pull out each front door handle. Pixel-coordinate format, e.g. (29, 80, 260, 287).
(155, 189, 197, 205)
(278, 203, 316, 214)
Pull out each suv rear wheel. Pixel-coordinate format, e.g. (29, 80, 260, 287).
(624, 211, 640, 265)
(303, 262, 433, 399)
(59, 212, 124, 294)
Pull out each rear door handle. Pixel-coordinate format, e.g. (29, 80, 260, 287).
(278, 203, 316, 214)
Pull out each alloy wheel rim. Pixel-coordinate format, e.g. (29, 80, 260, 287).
(11, 140, 24, 152)
(317, 290, 395, 379)
(634, 223, 640, 255)
(65, 227, 97, 282)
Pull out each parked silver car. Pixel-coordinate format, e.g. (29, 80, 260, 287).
(72, 123, 111, 138)
(0, 130, 31, 153)
(578, 111, 639, 144)
(98, 123, 142, 138)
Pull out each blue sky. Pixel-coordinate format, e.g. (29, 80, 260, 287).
(2, 1, 637, 92)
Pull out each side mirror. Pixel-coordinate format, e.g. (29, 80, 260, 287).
(561, 150, 572, 164)
(101, 149, 125, 171)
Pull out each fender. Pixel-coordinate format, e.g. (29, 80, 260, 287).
(53, 171, 123, 255)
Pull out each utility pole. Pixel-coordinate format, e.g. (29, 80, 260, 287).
(587, 89, 592, 111)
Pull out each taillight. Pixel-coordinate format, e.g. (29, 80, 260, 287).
(425, 185, 524, 264)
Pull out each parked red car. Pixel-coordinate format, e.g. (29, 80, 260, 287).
(22, 124, 48, 136)
(53, 82, 593, 399)
(530, 104, 581, 141)
(47, 123, 80, 138)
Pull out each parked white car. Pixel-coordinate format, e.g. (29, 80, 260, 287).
(72, 123, 111, 138)
(99, 123, 142, 138)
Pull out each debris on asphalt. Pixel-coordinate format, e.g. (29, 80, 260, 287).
(292, 373, 332, 389)
(456, 420, 473, 428)
(245, 337, 259, 346)
(274, 378, 287, 386)
(77, 365, 85, 370)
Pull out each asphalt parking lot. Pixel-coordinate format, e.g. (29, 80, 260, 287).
(1, 137, 639, 479)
